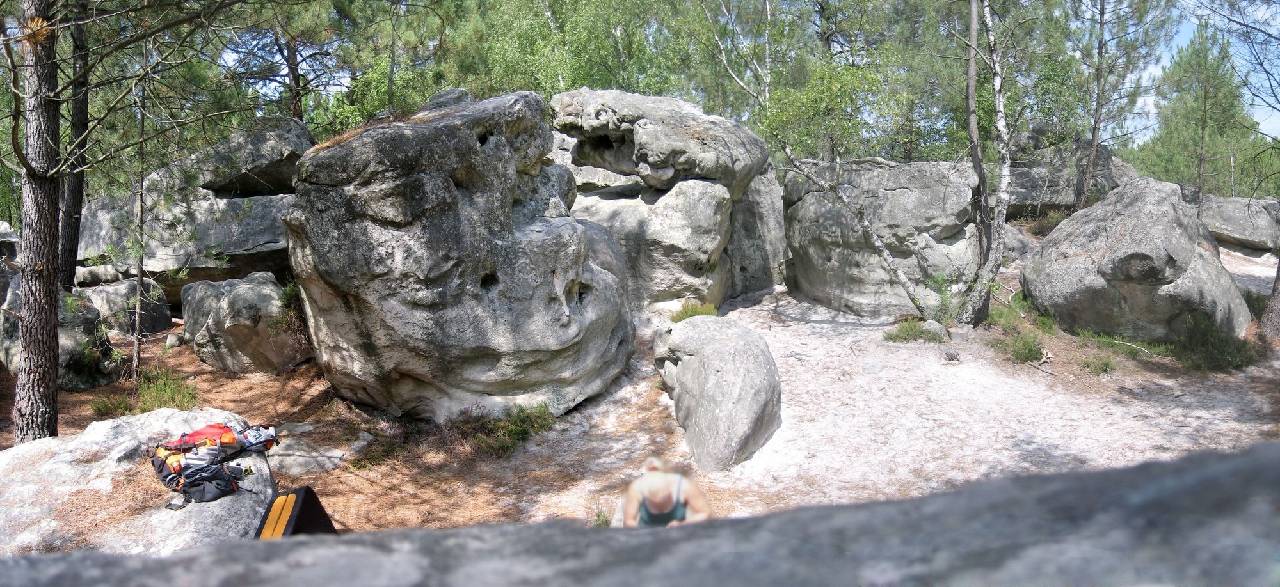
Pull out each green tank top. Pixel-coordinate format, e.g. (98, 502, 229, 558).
(637, 476, 687, 528)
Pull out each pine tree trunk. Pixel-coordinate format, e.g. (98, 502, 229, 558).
(132, 43, 148, 380)
(12, 0, 64, 442)
(1075, 0, 1107, 210)
(57, 0, 89, 292)
(284, 33, 303, 121)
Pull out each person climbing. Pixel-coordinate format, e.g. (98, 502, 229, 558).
(622, 457, 710, 528)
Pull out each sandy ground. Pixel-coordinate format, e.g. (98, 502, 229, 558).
(2, 269, 1278, 534)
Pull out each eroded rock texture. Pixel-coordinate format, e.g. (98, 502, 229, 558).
(77, 117, 312, 302)
(552, 90, 786, 307)
(1022, 177, 1251, 341)
(1199, 195, 1280, 252)
(181, 272, 311, 374)
(784, 159, 981, 317)
(287, 92, 632, 421)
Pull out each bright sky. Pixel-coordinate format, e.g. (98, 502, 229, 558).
(1146, 20, 1280, 139)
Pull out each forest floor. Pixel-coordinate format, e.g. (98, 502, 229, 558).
(1, 255, 1277, 534)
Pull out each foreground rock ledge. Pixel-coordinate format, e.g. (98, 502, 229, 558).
(8, 444, 1280, 586)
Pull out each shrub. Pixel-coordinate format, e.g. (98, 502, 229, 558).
(447, 404, 556, 457)
(987, 305, 1022, 334)
(90, 395, 132, 418)
(926, 274, 956, 325)
(1003, 331, 1044, 363)
(1029, 210, 1067, 236)
(671, 300, 717, 323)
(1033, 314, 1057, 335)
(884, 319, 945, 343)
(135, 367, 199, 412)
(1080, 355, 1115, 375)
(1171, 313, 1259, 372)
(1243, 290, 1268, 320)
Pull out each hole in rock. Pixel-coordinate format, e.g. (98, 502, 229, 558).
(477, 130, 492, 147)
(480, 272, 499, 292)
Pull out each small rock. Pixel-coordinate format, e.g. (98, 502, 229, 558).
(922, 320, 949, 341)
(164, 333, 184, 349)
(944, 350, 961, 362)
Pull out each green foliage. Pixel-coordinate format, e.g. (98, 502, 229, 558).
(90, 395, 133, 418)
(1080, 354, 1115, 375)
(926, 273, 957, 325)
(671, 300, 718, 323)
(591, 508, 612, 529)
(1029, 210, 1067, 236)
(1033, 315, 1057, 335)
(988, 304, 1023, 334)
(1001, 331, 1045, 363)
(136, 367, 199, 413)
(1076, 329, 1174, 359)
(1170, 313, 1259, 371)
(1243, 290, 1268, 320)
(448, 404, 556, 457)
(884, 319, 946, 343)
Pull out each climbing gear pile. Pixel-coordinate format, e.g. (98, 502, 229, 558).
(151, 422, 276, 509)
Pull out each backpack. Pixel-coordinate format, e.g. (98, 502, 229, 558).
(151, 422, 276, 505)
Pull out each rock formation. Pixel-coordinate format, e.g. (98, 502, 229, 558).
(181, 272, 311, 374)
(9, 443, 1280, 585)
(0, 408, 273, 556)
(75, 278, 171, 335)
(784, 159, 981, 317)
(1007, 139, 1140, 215)
(1199, 195, 1280, 252)
(655, 316, 781, 469)
(1022, 177, 1251, 341)
(0, 283, 118, 390)
(287, 92, 632, 421)
(551, 89, 786, 307)
(76, 117, 313, 302)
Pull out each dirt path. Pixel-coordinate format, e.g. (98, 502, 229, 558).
(3, 285, 1277, 533)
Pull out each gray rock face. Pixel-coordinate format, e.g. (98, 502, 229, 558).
(552, 90, 785, 305)
(1002, 223, 1038, 262)
(0, 408, 273, 557)
(75, 278, 171, 335)
(421, 87, 474, 112)
(267, 423, 373, 476)
(1200, 195, 1280, 251)
(785, 160, 981, 317)
(655, 316, 780, 470)
(287, 92, 633, 421)
(1008, 142, 1137, 215)
(11, 443, 1280, 586)
(0, 221, 16, 260)
(181, 272, 311, 374)
(0, 284, 119, 390)
(77, 118, 312, 302)
(1022, 177, 1252, 341)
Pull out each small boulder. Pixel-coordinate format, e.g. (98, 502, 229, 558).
(655, 316, 781, 470)
(1199, 195, 1280, 252)
(1002, 223, 1038, 262)
(75, 278, 171, 335)
(0, 408, 273, 556)
(1022, 178, 1252, 341)
(922, 320, 949, 341)
(0, 284, 119, 390)
(181, 272, 311, 374)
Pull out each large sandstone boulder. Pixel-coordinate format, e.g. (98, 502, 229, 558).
(1008, 141, 1140, 215)
(1022, 178, 1251, 341)
(655, 316, 781, 470)
(287, 92, 633, 421)
(77, 118, 312, 302)
(75, 278, 171, 335)
(784, 159, 981, 317)
(0, 408, 273, 556)
(181, 272, 311, 374)
(552, 90, 786, 306)
(11, 443, 1280, 585)
(1200, 195, 1280, 251)
(0, 284, 119, 390)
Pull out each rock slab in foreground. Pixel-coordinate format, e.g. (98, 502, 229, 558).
(1022, 177, 1251, 341)
(655, 316, 781, 470)
(7, 443, 1280, 586)
(0, 408, 272, 556)
(287, 92, 632, 421)
(181, 272, 312, 374)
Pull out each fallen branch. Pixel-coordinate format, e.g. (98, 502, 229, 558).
(1106, 339, 1155, 356)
